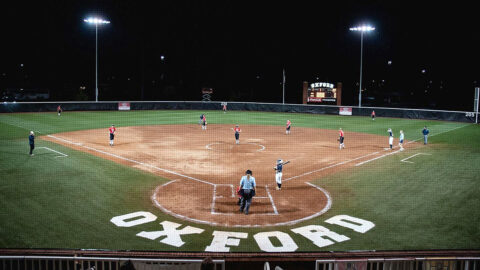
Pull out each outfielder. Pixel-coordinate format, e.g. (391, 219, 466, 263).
(339, 128, 345, 149)
(399, 130, 405, 150)
(286, 120, 291, 135)
(222, 104, 227, 113)
(57, 105, 62, 116)
(232, 125, 241, 144)
(387, 128, 393, 150)
(371, 110, 375, 120)
(109, 124, 116, 146)
(274, 159, 290, 190)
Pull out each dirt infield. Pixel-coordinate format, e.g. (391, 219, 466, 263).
(42, 124, 409, 227)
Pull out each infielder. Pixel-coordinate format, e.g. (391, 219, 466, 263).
(239, 169, 256, 215)
(201, 114, 207, 130)
(387, 128, 393, 150)
(109, 124, 116, 146)
(399, 130, 405, 150)
(339, 128, 345, 149)
(286, 120, 291, 135)
(232, 125, 241, 144)
(274, 159, 290, 190)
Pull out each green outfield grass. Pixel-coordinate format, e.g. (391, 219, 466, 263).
(0, 110, 479, 252)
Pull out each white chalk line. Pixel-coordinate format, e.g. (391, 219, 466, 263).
(401, 153, 432, 163)
(283, 151, 380, 182)
(46, 134, 214, 186)
(37, 147, 68, 158)
(265, 185, 279, 215)
(152, 182, 220, 227)
(355, 149, 402, 167)
(284, 123, 471, 181)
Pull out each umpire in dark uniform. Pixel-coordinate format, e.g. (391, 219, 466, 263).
(239, 169, 256, 215)
(29, 131, 35, 156)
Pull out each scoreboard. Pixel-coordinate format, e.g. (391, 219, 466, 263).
(307, 82, 337, 104)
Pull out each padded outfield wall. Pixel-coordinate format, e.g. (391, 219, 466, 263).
(0, 101, 477, 123)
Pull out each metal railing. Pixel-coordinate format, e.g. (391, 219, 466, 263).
(0, 256, 225, 270)
(316, 258, 480, 270)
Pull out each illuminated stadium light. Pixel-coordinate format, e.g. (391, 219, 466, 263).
(349, 25, 375, 32)
(84, 16, 110, 102)
(84, 17, 110, 24)
(349, 24, 375, 107)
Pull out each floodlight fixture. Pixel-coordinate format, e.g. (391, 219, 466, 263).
(84, 16, 110, 102)
(350, 24, 375, 107)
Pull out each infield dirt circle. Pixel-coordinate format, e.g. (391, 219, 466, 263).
(43, 124, 406, 227)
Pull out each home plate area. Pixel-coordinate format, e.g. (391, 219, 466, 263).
(212, 184, 278, 216)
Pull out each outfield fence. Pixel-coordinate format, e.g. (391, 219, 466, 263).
(0, 101, 477, 123)
(316, 257, 480, 270)
(0, 256, 225, 270)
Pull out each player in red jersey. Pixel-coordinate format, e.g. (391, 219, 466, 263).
(339, 128, 345, 149)
(222, 104, 227, 113)
(232, 125, 241, 144)
(201, 114, 207, 130)
(286, 120, 291, 135)
(109, 125, 116, 146)
(371, 110, 375, 120)
(57, 105, 62, 116)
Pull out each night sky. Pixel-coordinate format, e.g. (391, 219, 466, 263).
(2, 1, 479, 110)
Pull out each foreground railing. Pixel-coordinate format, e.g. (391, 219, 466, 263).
(316, 257, 480, 270)
(0, 256, 225, 270)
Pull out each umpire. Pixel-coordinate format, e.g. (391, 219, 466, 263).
(29, 131, 35, 156)
(239, 169, 256, 215)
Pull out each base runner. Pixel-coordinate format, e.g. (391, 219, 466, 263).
(274, 159, 290, 190)
(399, 130, 404, 150)
(109, 124, 116, 146)
(388, 128, 393, 150)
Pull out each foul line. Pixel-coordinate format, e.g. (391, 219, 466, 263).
(46, 134, 214, 186)
(38, 147, 68, 158)
(283, 151, 380, 182)
(401, 153, 432, 163)
(265, 185, 279, 215)
(355, 149, 402, 166)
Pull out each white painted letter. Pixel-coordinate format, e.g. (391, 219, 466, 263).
(253, 231, 298, 252)
(136, 221, 204, 247)
(205, 231, 248, 252)
(110, 211, 157, 227)
(325, 215, 375, 233)
(291, 225, 349, 248)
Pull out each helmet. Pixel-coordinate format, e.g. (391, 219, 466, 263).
(277, 159, 283, 164)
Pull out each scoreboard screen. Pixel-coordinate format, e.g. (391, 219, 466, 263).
(307, 82, 337, 103)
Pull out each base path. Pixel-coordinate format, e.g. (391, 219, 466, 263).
(42, 124, 410, 227)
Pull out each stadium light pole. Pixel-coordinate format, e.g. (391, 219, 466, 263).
(350, 25, 375, 107)
(84, 17, 110, 102)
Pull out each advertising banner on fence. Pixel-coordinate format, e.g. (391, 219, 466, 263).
(118, 102, 131, 111)
(339, 107, 352, 116)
